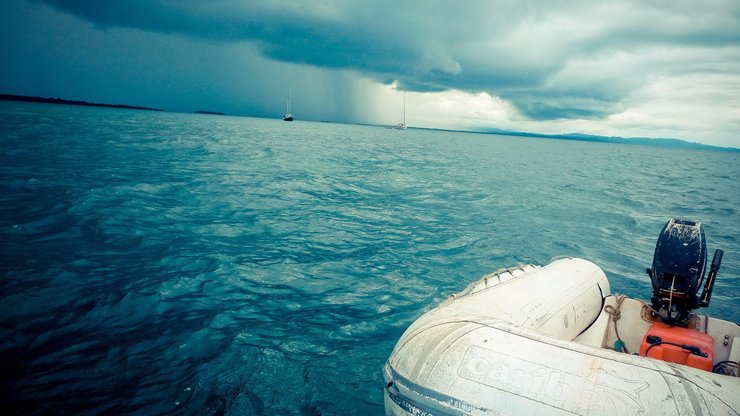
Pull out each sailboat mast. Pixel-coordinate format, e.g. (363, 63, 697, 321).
(403, 92, 406, 125)
(283, 89, 294, 121)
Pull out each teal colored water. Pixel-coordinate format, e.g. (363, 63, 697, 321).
(1, 101, 738, 415)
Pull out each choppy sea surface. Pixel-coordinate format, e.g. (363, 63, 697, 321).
(1, 101, 738, 415)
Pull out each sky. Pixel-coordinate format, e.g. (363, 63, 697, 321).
(1, 0, 739, 147)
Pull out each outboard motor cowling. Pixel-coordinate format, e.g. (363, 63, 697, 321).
(647, 219, 706, 325)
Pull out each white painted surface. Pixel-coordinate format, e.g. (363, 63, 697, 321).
(384, 258, 740, 415)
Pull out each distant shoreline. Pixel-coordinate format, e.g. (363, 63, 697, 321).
(2, 93, 735, 151)
(194, 110, 226, 115)
(399, 126, 739, 152)
(0, 93, 164, 112)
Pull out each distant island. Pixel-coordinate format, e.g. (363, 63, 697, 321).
(478, 128, 738, 152)
(0, 93, 164, 112)
(412, 126, 737, 152)
(194, 110, 226, 115)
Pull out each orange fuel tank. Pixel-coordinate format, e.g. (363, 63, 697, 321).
(639, 321, 714, 371)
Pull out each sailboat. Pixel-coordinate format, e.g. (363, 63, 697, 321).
(393, 91, 407, 129)
(283, 90, 293, 121)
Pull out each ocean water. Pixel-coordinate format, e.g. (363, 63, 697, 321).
(1, 101, 738, 415)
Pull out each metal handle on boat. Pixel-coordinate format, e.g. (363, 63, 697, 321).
(699, 249, 723, 307)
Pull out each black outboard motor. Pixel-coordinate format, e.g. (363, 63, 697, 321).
(646, 219, 723, 326)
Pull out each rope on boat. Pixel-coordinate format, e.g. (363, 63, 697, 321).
(605, 295, 629, 353)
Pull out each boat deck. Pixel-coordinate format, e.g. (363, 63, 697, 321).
(574, 295, 740, 371)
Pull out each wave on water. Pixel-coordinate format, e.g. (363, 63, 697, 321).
(1, 102, 738, 414)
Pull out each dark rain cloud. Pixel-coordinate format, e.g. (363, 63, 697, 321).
(28, 0, 740, 120)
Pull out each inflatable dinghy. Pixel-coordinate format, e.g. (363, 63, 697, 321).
(384, 219, 740, 415)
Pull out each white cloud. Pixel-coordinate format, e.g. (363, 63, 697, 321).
(3, 0, 740, 146)
(358, 83, 520, 129)
(354, 57, 740, 147)
(605, 72, 740, 147)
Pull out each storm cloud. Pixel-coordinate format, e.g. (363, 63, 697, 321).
(2, 0, 739, 146)
(35, 0, 740, 122)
